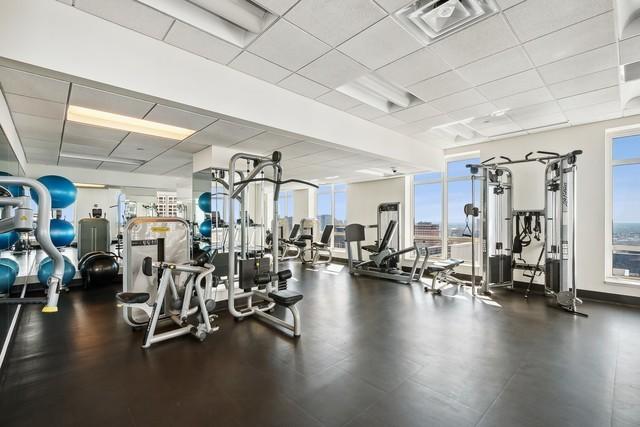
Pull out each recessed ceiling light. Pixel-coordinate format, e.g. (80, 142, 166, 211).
(67, 106, 195, 140)
(394, 0, 499, 45)
(490, 108, 509, 117)
(357, 169, 385, 177)
(324, 175, 339, 179)
(138, 0, 277, 48)
(338, 74, 419, 113)
(60, 152, 144, 166)
(73, 182, 107, 189)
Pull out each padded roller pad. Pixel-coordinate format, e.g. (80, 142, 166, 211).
(277, 269, 292, 281)
(116, 292, 150, 304)
(293, 241, 307, 248)
(268, 289, 303, 307)
(312, 242, 327, 248)
(254, 272, 272, 285)
(362, 244, 379, 253)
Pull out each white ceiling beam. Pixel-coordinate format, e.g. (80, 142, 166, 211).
(0, 0, 442, 172)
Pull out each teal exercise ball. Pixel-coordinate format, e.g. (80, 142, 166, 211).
(0, 231, 19, 250)
(31, 175, 77, 209)
(0, 258, 19, 274)
(198, 192, 211, 213)
(37, 255, 76, 286)
(199, 219, 212, 238)
(0, 171, 24, 197)
(0, 263, 17, 294)
(49, 219, 75, 247)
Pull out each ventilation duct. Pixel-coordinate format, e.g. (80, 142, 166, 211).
(393, 0, 499, 45)
(139, 0, 277, 47)
(337, 74, 420, 113)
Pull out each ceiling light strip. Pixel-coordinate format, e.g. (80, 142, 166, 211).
(60, 152, 144, 166)
(66, 106, 195, 140)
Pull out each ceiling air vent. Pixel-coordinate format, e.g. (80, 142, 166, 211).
(393, 0, 499, 45)
(138, 0, 277, 47)
(337, 74, 421, 113)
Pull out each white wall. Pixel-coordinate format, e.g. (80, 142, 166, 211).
(293, 189, 312, 224)
(75, 188, 121, 240)
(446, 115, 640, 297)
(346, 177, 406, 247)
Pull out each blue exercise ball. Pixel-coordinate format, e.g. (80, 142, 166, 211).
(37, 255, 76, 286)
(0, 231, 19, 250)
(0, 263, 17, 294)
(31, 175, 77, 209)
(200, 219, 212, 238)
(0, 171, 24, 197)
(49, 219, 75, 247)
(198, 192, 211, 213)
(0, 258, 19, 274)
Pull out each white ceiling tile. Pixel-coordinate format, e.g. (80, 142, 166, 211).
(70, 84, 153, 117)
(5, 94, 66, 120)
(144, 104, 215, 130)
(154, 148, 193, 162)
(111, 133, 176, 160)
(477, 69, 544, 100)
(0, 66, 69, 103)
(12, 113, 63, 142)
(507, 101, 563, 119)
(374, 0, 410, 13)
(408, 71, 470, 101)
(61, 141, 116, 156)
(548, 68, 620, 99)
(537, 44, 618, 85)
(523, 12, 615, 66)
(375, 48, 451, 88)
(429, 89, 487, 113)
(563, 101, 621, 125)
(456, 47, 532, 86)
(64, 121, 128, 143)
(372, 115, 406, 128)
(496, 0, 524, 10)
(493, 87, 554, 110)
(347, 104, 387, 120)
(173, 141, 208, 154)
(229, 51, 291, 84)
(298, 50, 369, 88)
(285, 0, 386, 47)
(58, 157, 101, 169)
(277, 74, 331, 98)
(620, 34, 640, 65)
(448, 102, 498, 120)
(337, 17, 423, 69)
(26, 152, 57, 165)
(478, 121, 522, 137)
(512, 112, 568, 130)
(22, 137, 59, 150)
(278, 141, 329, 158)
(430, 15, 519, 68)
(394, 114, 453, 135)
(186, 120, 263, 147)
(74, 0, 174, 40)
(98, 162, 138, 172)
(505, 0, 611, 42)
(57, 0, 73, 5)
(391, 102, 441, 123)
(231, 131, 301, 152)
(315, 90, 362, 110)
(248, 19, 331, 71)
(164, 21, 242, 65)
(558, 86, 620, 111)
(253, 0, 299, 15)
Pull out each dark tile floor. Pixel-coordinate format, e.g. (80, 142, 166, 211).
(1, 262, 639, 427)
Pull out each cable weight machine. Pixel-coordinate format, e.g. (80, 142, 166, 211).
(466, 150, 587, 316)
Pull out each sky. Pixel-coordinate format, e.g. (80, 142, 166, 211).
(613, 135, 640, 224)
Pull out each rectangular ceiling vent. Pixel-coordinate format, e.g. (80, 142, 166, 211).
(430, 118, 483, 142)
(394, 0, 499, 45)
(139, 0, 277, 47)
(337, 74, 421, 113)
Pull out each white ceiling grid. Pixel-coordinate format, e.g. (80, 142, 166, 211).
(54, 0, 638, 148)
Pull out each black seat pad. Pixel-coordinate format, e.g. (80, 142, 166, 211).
(293, 241, 307, 248)
(429, 259, 464, 272)
(268, 289, 303, 307)
(312, 242, 327, 248)
(116, 292, 150, 304)
(362, 244, 379, 253)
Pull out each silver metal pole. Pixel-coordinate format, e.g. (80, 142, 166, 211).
(471, 175, 476, 296)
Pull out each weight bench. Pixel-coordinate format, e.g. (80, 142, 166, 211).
(251, 268, 303, 336)
(307, 225, 333, 266)
(424, 258, 466, 294)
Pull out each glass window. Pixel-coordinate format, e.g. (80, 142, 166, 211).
(278, 190, 294, 231)
(613, 134, 640, 161)
(611, 152, 640, 279)
(446, 157, 479, 260)
(316, 184, 346, 248)
(414, 173, 442, 256)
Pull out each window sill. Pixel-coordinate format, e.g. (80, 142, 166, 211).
(604, 276, 640, 287)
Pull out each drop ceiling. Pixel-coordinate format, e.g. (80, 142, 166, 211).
(54, 0, 640, 147)
(0, 64, 419, 181)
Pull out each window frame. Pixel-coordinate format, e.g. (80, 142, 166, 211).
(412, 172, 444, 258)
(605, 125, 640, 286)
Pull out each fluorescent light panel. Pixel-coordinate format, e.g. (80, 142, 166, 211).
(67, 106, 195, 140)
(357, 169, 385, 177)
(74, 182, 107, 189)
(60, 152, 144, 166)
(338, 74, 418, 113)
(138, 0, 276, 48)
